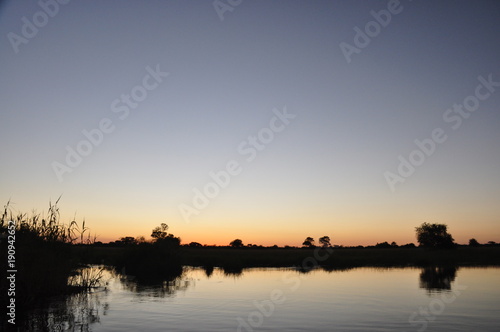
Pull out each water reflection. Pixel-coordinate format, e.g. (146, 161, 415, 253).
(203, 265, 214, 277)
(222, 265, 244, 276)
(22, 290, 107, 332)
(120, 273, 192, 299)
(21, 266, 188, 331)
(419, 266, 458, 292)
(15, 265, 472, 331)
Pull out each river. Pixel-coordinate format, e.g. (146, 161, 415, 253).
(22, 266, 500, 331)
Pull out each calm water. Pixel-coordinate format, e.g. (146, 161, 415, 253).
(25, 266, 500, 331)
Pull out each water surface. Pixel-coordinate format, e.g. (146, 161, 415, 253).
(26, 266, 500, 331)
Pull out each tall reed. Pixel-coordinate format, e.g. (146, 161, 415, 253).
(0, 199, 95, 313)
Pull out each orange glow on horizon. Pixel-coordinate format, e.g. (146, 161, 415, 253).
(93, 226, 499, 247)
(6, 200, 499, 248)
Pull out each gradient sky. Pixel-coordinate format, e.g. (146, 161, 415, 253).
(1, 0, 499, 246)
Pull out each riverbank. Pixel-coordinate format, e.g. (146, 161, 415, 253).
(78, 245, 500, 271)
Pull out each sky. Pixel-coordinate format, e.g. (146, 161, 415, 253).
(1, 0, 499, 246)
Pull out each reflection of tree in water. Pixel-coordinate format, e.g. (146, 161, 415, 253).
(120, 273, 192, 299)
(419, 266, 458, 292)
(201, 265, 242, 278)
(204, 265, 214, 277)
(222, 266, 244, 277)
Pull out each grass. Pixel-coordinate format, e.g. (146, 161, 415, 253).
(0, 200, 99, 313)
(68, 265, 105, 290)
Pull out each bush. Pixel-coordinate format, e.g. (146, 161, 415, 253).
(415, 223, 455, 249)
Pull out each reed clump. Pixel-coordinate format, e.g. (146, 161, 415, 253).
(68, 265, 105, 290)
(0, 199, 96, 311)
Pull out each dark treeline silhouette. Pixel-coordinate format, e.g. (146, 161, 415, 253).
(99, 223, 499, 250)
(81, 222, 500, 277)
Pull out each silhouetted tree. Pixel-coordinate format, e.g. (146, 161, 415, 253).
(189, 242, 202, 247)
(151, 223, 169, 240)
(150, 223, 180, 247)
(375, 241, 391, 248)
(415, 222, 455, 249)
(469, 238, 480, 247)
(302, 237, 315, 248)
(390, 241, 398, 247)
(230, 239, 243, 248)
(135, 236, 147, 244)
(319, 236, 331, 247)
(120, 236, 137, 245)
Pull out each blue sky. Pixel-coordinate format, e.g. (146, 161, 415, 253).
(1, 0, 499, 245)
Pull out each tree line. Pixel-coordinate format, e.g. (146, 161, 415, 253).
(103, 222, 497, 249)
(218, 223, 496, 249)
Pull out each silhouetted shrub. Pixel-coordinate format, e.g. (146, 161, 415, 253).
(469, 238, 480, 247)
(415, 223, 455, 249)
